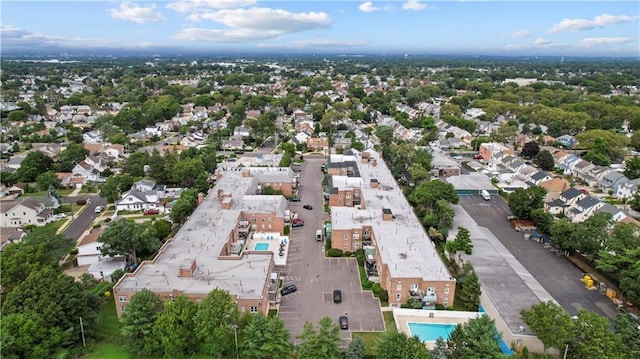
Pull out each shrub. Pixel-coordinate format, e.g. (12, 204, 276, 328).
(104, 217, 112, 223)
(435, 303, 445, 310)
(379, 290, 389, 302)
(344, 251, 352, 257)
(284, 226, 290, 235)
(69, 248, 79, 255)
(327, 248, 343, 257)
(361, 279, 373, 289)
(372, 283, 382, 296)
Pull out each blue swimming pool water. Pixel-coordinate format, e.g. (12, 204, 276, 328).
(254, 242, 269, 251)
(407, 322, 457, 341)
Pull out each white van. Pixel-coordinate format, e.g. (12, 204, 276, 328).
(316, 229, 323, 241)
(481, 190, 491, 201)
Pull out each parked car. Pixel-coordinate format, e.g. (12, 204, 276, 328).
(76, 199, 87, 205)
(473, 154, 483, 159)
(280, 283, 297, 296)
(289, 197, 301, 202)
(303, 204, 313, 210)
(580, 189, 590, 195)
(144, 208, 160, 215)
(292, 219, 304, 228)
(333, 289, 342, 303)
(94, 206, 104, 213)
(339, 316, 349, 330)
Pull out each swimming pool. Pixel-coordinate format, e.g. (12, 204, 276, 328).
(408, 322, 457, 341)
(254, 242, 270, 251)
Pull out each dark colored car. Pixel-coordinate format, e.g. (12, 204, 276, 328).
(303, 205, 313, 210)
(289, 197, 301, 202)
(339, 316, 349, 330)
(473, 154, 483, 159)
(291, 221, 304, 228)
(280, 284, 297, 296)
(333, 289, 342, 303)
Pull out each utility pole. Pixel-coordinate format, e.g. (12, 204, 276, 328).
(79, 317, 86, 348)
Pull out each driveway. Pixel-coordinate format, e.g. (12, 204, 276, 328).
(61, 195, 107, 242)
(459, 195, 618, 320)
(278, 158, 385, 342)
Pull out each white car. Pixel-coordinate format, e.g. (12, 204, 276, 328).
(94, 206, 104, 213)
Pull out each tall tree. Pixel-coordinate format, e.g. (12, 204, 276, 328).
(454, 226, 473, 255)
(447, 315, 505, 359)
(172, 157, 206, 187)
(296, 317, 342, 359)
(376, 125, 394, 146)
(534, 149, 555, 170)
(431, 337, 451, 359)
(345, 336, 367, 359)
(520, 301, 573, 353)
(623, 156, 640, 179)
(16, 150, 53, 182)
(99, 219, 161, 266)
(152, 295, 198, 358)
(507, 186, 547, 220)
(458, 271, 482, 312)
(36, 171, 61, 191)
(521, 141, 540, 158)
(375, 330, 432, 359)
(569, 310, 624, 359)
(239, 314, 293, 359)
(147, 149, 166, 184)
(614, 313, 640, 358)
(121, 290, 164, 356)
(194, 289, 240, 357)
(596, 222, 640, 305)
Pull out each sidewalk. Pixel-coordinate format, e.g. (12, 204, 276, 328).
(69, 187, 82, 196)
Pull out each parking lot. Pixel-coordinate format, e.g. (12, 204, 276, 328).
(458, 194, 618, 320)
(279, 157, 385, 342)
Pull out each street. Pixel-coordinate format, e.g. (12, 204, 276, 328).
(61, 195, 107, 241)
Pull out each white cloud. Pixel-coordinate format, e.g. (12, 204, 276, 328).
(259, 39, 368, 49)
(166, 0, 256, 13)
(533, 37, 551, 46)
(579, 37, 635, 47)
(0, 25, 60, 48)
(359, 2, 381, 13)
(109, 2, 167, 23)
(172, 27, 277, 42)
(508, 30, 531, 39)
(402, 0, 427, 11)
(548, 14, 639, 33)
(188, 7, 331, 33)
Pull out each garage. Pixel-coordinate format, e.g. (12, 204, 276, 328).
(445, 173, 498, 195)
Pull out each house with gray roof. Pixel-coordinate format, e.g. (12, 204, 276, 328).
(615, 178, 640, 200)
(595, 203, 628, 223)
(599, 171, 629, 193)
(1, 197, 54, 228)
(528, 171, 551, 186)
(558, 154, 581, 175)
(566, 196, 605, 223)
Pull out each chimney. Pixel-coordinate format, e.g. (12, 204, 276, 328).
(242, 170, 251, 178)
(217, 189, 224, 199)
(382, 208, 393, 221)
(372, 159, 377, 167)
(198, 193, 205, 204)
(221, 197, 233, 210)
(370, 178, 379, 189)
(178, 259, 197, 277)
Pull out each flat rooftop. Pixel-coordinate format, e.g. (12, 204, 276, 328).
(116, 167, 289, 300)
(446, 173, 495, 191)
(452, 205, 555, 334)
(331, 149, 453, 282)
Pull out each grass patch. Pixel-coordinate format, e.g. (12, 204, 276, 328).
(351, 310, 396, 356)
(96, 299, 122, 340)
(268, 309, 278, 318)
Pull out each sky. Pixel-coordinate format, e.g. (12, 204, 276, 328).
(1, 1, 639, 57)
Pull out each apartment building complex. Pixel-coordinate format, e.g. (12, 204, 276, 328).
(112, 165, 293, 318)
(328, 150, 456, 308)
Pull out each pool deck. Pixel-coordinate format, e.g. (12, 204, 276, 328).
(247, 232, 289, 267)
(393, 308, 481, 349)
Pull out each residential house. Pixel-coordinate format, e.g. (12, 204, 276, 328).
(1, 198, 54, 228)
(431, 151, 461, 177)
(233, 126, 251, 138)
(292, 132, 311, 147)
(221, 139, 244, 150)
(104, 144, 125, 159)
(71, 161, 102, 183)
(545, 188, 585, 215)
(556, 135, 576, 148)
(558, 154, 581, 175)
(76, 228, 106, 266)
(539, 177, 571, 202)
(599, 171, 629, 193)
(587, 166, 613, 188)
(307, 137, 329, 152)
(566, 196, 605, 223)
(479, 142, 514, 163)
(0, 227, 26, 251)
(334, 136, 352, 150)
(615, 178, 640, 200)
(595, 204, 628, 223)
(83, 130, 103, 144)
(552, 151, 570, 167)
(528, 171, 552, 186)
(570, 160, 596, 182)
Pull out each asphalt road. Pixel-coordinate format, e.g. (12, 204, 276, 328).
(278, 158, 385, 344)
(459, 195, 618, 320)
(61, 195, 107, 242)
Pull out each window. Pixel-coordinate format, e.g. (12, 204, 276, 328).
(268, 224, 272, 230)
(119, 296, 127, 303)
(443, 298, 448, 305)
(353, 242, 359, 248)
(250, 306, 258, 313)
(444, 287, 450, 294)
(252, 216, 256, 222)
(353, 234, 360, 240)
(241, 306, 246, 312)
(344, 243, 348, 249)
(396, 293, 401, 300)
(427, 287, 435, 294)
(268, 217, 272, 222)
(96, 246, 101, 251)
(410, 284, 419, 292)
(396, 282, 402, 291)
(23, 212, 26, 215)
(344, 234, 348, 240)
(338, 194, 342, 199)
(121, 305, 126, 312)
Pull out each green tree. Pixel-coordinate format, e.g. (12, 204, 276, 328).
(153, 219, 172, 240)
(614, 313, 640, 358)
(375, 330, 432, 359)
(239, 314, 293, 359)
(36, 171, 61, 191)
(99, 220, 161, 266)
(534, 150, 555, 171)
(376, 125, 394, 146)
(122, 152, 150, 178)
(7, 109, 28, 121)
(623, 156, 640, 179)
(550, 218, 578, 253)
(507, 186, 547, 220)
(530, 208, 554, 235)
(596, 222, 640, 305)
(454, 226, 473, 255)
(99, 174, 134, 203)
(569, 310, 624, 359)
(147, 149, 166, 184)
(194, 289, 240, 357)
(409, 180, 459, 210)
(521, 141, 540, 158)
(121, 290, 164, 356)
(170, 189, 198, 224)
(296, 317, 342, 359)
(16, 150, 53, 182)
(172, 158, 206, 187)
(59, 142, 89, 163)
(345, 336, 367, 359)
(1, 312, 66, 359)
(431, 337, 451, 359)
(447, 315, 504, 359)
(153, 295, 198, 358)
(458, 271, 481, 312)
(520, 301, 573, 353)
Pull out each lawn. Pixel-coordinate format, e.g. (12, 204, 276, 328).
(351, 310, 396, 356)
